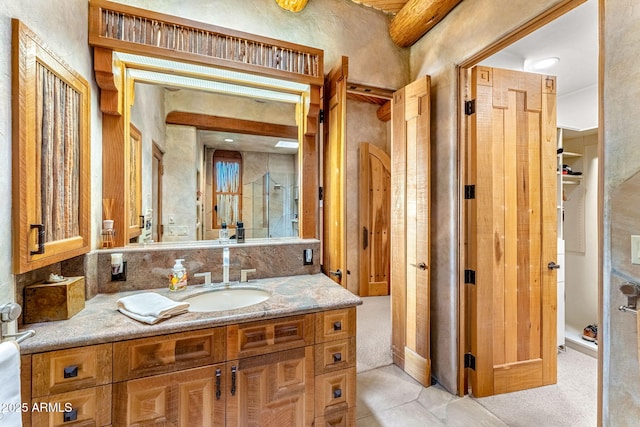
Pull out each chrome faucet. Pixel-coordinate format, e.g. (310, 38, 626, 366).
(223, 247, 230, 285)
(193, 272, 212, 287)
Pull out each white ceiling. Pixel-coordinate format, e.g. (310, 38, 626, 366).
(480, 0, 598, 131)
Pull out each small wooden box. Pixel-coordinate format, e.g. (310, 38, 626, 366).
(24, 276, 85, 323)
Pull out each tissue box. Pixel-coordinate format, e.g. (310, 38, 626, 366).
(24, 276, 85, 323)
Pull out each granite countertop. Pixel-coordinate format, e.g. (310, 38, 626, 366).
(18, 273, 362, 355)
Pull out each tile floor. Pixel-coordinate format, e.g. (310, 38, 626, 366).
(357, 365, 508, 427)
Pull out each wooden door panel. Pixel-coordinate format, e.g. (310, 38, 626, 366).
(467, 66, 557, 397)
(359, 142, 390, 296)
(323, 57, 347, 287)
(391, 76, 431, 387)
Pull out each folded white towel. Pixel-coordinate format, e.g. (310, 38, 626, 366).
(0, 341, 22, 426)
(117, 292, 190, 324)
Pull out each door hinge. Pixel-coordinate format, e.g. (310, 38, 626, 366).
(464, 353, 476, 370)
(464, 269, 476, 285)
(464, 185, 476, 200)
(319, 109, 325, 123)
(319, 187, 324, 201)
(465, 99, 476, 116)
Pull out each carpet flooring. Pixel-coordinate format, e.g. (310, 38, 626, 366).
(357, 295, 393, 373)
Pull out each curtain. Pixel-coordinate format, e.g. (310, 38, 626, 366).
(36, 63, 80, 243)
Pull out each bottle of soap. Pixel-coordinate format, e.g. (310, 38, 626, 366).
(219, 222, 229, 242)
(236, 221, 245, 243)
(170, 259, 188, 291)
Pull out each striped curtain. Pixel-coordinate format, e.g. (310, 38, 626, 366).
(36, 63, 81, 243)
(215, 160, 240, 226)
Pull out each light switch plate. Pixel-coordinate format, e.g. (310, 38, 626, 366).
(632, 235, 640, 265)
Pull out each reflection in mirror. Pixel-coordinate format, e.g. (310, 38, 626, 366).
(129, 79, 302, 245)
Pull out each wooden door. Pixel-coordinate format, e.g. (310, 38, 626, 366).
(359, 142, 391, 296)
(323, 57, 348, 286)
(226, 347, 314, 426)
(390, 76, 431, 387)
(465, 66, 557, 397)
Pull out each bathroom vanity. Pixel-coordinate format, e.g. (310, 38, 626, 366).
(18, 274, 361, 426)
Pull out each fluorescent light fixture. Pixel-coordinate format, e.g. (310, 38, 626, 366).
(224, 138, 234, 143)
(525, 57, 560, 71)
(275, 140, 299, 149)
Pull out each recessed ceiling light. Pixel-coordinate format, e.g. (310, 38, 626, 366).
(275, 140, 299, 149)
(224, 138, 234, 143)
(525, 57, 560, 71)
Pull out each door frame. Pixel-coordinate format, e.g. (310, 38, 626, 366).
(456, 0, 602, 410)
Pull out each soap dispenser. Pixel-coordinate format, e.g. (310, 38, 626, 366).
(219, 222, 229, 243)
(170, 259, 188, 291)
(236, 221, 245, 243)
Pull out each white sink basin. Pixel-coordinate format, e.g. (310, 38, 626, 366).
(185, 287, 271, 312)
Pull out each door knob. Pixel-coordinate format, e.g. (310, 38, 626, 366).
(329, 269, 342, 280)
(547, 261, 561, 270)
(410, 262, 427, 271)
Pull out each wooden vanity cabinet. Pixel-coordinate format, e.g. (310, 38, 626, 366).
(22, 308, 357, 426)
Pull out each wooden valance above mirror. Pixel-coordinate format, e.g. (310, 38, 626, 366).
(88, 0, 323, 246)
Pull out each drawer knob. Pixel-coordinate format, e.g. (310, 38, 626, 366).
(333, 388, 342, 399)
(63, 408, 78, 422)
(333, 321, 342, 331)
(63, 365, 79, 378)
(332, 352, 342, 363)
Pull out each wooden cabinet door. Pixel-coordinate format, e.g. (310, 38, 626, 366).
(113, 364, 225, 427)
(323, 56, 348, 287)
(465, 66, 557, 397)
(226, 347, 314, 426)
(390, 76, 432, 387)
(12, 20, 91, 273)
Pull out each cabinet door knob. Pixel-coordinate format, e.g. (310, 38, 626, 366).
(332, 352, 342, 363)
(63, 408, 78, 422)
(230, 366, 237, 396)
(215, 368, 221, 400)
(63, 365, 78, 379)
(333, 321, 342, 331)
(333, 388, 342, 399)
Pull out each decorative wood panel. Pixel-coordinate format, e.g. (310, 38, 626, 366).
(314, 367, 356, 418)
(31, 385, 112, 427)
(113, 328, 226, 382)
(226, 347, 314, 426)
(88, 0, 323, 85)
(314, 337, 356, 374)
(315, 407, 356, 427)
(315, 308, 356, 343)
(113, 365, 225, 427)
(31, 344, 112, 398)
(227, 315, 314, 360)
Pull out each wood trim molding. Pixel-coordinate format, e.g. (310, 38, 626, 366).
(88, 0, 323, 86)
(166, 111, 298, 139)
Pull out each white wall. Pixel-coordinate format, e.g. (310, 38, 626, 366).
(0, 1, 103, 331)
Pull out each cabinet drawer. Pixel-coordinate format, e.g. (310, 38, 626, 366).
(314, 337, 355, 374)
(227, 314, 314, 360)
(113, 328, 225, 382)
(30, 384, 111, 427)
(32, 344, 112, 397)
(315, 407, 356, 427)
(315, 308, 356, 343)
(314, 367, 356, 417)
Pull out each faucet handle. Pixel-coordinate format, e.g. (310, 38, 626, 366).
(194, 272, 212, 286)
(240, 269, 257, 283)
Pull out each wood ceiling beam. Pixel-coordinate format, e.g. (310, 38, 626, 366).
(165, 111, 298, 139)
(389, 0, 463, 47)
